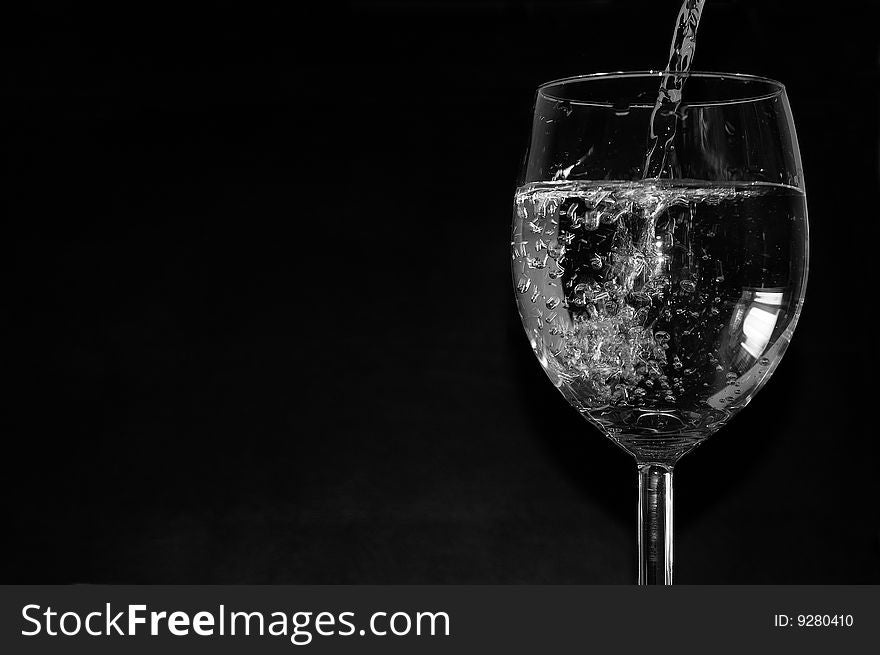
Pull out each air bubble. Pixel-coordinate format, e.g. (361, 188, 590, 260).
(546, 297, 560, 310)
(759, 357, 770, 366)
(627, 291, 652, 308)
(680, 279, 696, 293)
(560, 198, 588, 227)
(583, 210, 600, 231)
(572, 283, 593, 306)
(528, 256, 547, 269)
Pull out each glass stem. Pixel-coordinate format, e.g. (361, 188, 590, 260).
(637, 463, 674, 585)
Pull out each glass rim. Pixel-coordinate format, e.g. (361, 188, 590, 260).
(537, 70, 786, 108)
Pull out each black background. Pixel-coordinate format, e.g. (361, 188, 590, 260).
(5, 0, 879, 584)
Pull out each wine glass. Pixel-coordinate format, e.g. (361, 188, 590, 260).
(511, 71, 808, 584)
